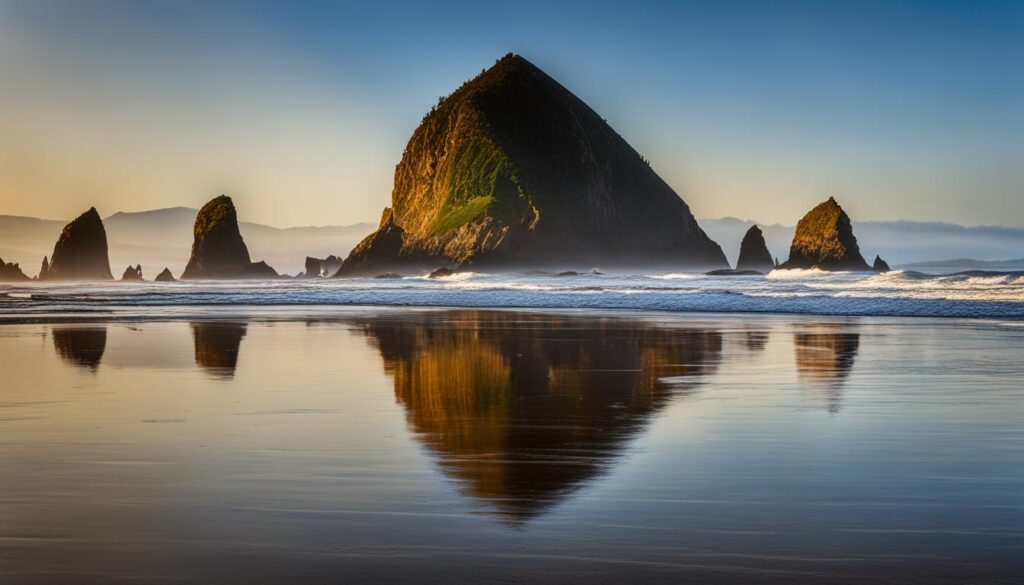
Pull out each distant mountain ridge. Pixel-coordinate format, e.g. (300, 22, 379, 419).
(0, 208, 373, 277)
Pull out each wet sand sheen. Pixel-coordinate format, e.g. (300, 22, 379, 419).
(1, 310, 1022, 584)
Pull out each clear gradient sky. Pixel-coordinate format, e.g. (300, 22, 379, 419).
(1, 0, 1021, 228)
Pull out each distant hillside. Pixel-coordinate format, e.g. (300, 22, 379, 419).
(700, 218, 1024, 268)
(0, 208, 373, 277)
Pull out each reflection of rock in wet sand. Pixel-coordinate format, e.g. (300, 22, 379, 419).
(359, 310, 722, 522)
(794, 324, 860, 412)
(190, 322, 247, 379)
(52, 327, 107, 371)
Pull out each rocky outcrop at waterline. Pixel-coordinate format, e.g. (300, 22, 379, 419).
(735, 225, 774, 273)
(303, 255, 343, 278)
(41, 208, 114, 280)
(121, 264, 143, 281)
(155, 268, 177, 282)
(780, 197, 870, 271)
(181, 196, 278, 279)
(337, 53, 726, 276)
(0, 258, 31, 281)
(873, 255, 891, 272)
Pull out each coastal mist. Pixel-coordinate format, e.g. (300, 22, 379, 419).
(1, 311, 1021, 584)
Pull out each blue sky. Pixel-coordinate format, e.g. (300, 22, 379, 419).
(1, 0, 1021, 227)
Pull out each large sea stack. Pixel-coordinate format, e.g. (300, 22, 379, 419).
(780, 197, 870, 271)
(338, 54, 726, 275)
(42, 208, 114, 280)
(735, 225, 775, 273)
(181, 196, 277, 279)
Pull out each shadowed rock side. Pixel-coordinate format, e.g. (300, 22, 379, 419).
(52, 327, 107, 371)
(0, 257, 30, 281)
(42, 208, 113, 280)
(735, 225, 775, 273)
(781, 197, 870, 271)
(121, 264, 143, 281)
(357, 310, 722, 522)
(873, 255, 891, 272)
(793, 324, 860, 413)
(155, 267, 176, 282)
(339, 54, 726, 276)
(190, 322, 247, 379)
(304, 255, 343, 277)
(182, 196, 277, 279)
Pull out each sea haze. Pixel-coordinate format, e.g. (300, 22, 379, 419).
(0, 310, 1021, 584)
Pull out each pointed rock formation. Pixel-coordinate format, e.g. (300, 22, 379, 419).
(121, 264, 144, 281)
(181, 195, 277, 279)
(38, 256, 49, 280)
(337, 53, 726, 276)
(0, 257, 31, 281)
(780, 197, 871, 271)
(42, 208, 114, 280)
(735, 225, 775, 273)
(873, 255, 891, 272)
(155, 268, 177, 282)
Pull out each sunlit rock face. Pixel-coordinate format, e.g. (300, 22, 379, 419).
(358, 310, 723, 521)
(781, 197, 870, 271)
(52, 327, 108, 371)
(190, 322, 247, 379)
(43, 208, 114, 281)
(793, 324, 861, 412)
(339, 54, 727, 275)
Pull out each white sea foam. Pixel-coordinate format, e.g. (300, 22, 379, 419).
(2, 268, 1023, 320)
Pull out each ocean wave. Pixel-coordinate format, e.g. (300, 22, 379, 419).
(2, 269, 1023, 320)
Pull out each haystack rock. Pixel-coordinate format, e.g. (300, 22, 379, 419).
(42, 208, 114, 280)
(181, 195, 277, 279)
(0, 257, 30, 281)
(873, 255, 891, 272)
(121, 264, 144, 281)
(337, 53, 726, 276)
(155, 268, 177, 282)
(780, 197, 871, 271)
(735, 225, 775, 273)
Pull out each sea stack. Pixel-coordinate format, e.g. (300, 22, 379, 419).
(121, 265, 144, 281)
(42, 208, 114, 280)
(181, 195, 277, 279)
(873, 255, 891, 272)
(0, 258, 31, 281)
(735, 225, 775, 273)
(337, 53, 726, 276)
(155, 268, 177, 282)
(780, 197, 870, 271)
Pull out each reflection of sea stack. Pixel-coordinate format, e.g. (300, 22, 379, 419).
(191, 322, 247, 379)
(0, 258, 30, 281)
(735, 225, 775, 273)
(794, 324, 860, 412)
(182, 196, 278, 279)
(52, 326, 107, 371)
(358, 310, 722, 521)
(42, 208, 114, 280)
(338, 54, 726, 275)
(781, 197, 870, 271)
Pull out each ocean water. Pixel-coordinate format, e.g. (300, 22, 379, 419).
(2, 268, 1024, 321)
(0, 309, 1022, 584)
